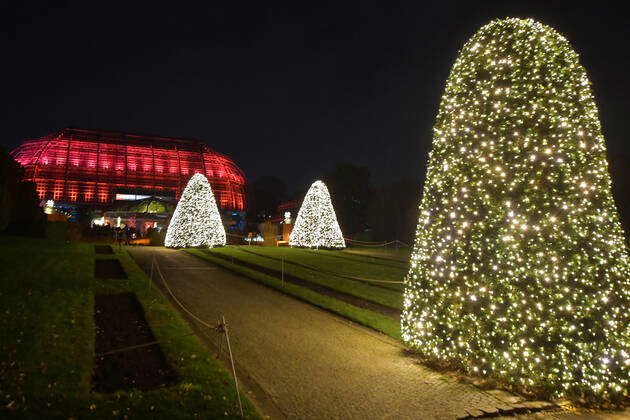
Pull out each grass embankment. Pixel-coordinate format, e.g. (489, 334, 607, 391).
(342, 246, 411, 263)
(239, 246, 406, 291)
(210, 247, 402, 308)
(186, 246, 404, 340)
(0, 236, 258, 419)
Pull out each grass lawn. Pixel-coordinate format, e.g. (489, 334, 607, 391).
(342, 246, 411, 263)
(238, 246, 407, 291)
(186, 246, 403, 340)
(0, 236, 258, 419)
(310, 247, 409, 268)
(205, 246, 402, 309)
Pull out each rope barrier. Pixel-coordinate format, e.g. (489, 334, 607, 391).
(334, 274, 405, 285)
(154, 257, 215, 329)
(219, 314, 244, 417)
(152, 255, 244, 417)
(96, 259, 221, 355)
(343, 238, 391, 245)
(344, 238, 411, 248)
(302, 248, 408, 267)
(346, 241, 393, 247)
(96, 332, 197, 357)
(227, 231, 411, 250)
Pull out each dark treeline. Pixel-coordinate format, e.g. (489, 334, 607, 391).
(247, 175, 289, 220)
(324, 163, 372, 237)
(367, 178, 419, 245)
(249, 162, 422, 243)
(0, 147, 46, 236)
(324, 163, 420, 244)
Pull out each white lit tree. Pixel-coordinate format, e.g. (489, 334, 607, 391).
(402, 18, 630, 402)
(289, 180, 345, 249)
(165, 173, 226, 248)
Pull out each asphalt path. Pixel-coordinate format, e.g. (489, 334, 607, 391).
(129, 247, 560, 419)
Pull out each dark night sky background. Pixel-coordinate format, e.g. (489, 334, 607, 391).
(2, 2, 629, 192)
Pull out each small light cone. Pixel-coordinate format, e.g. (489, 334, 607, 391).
(289, 180, 345, 249)
(165, 173, 226, 248)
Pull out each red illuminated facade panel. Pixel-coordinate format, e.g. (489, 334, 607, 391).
(11, 128, 246, 211)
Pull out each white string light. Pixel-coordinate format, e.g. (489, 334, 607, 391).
(289, 180, 345, 249)
(165, 173, 226, 248)
(402, 18, 630, 402)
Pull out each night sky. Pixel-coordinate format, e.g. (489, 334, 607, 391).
(3, 2, 629, 192)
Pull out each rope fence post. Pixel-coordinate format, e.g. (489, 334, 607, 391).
(216, 316, 224, 359)
(220, 315, 244, 418)
(153, 258, 244, 417)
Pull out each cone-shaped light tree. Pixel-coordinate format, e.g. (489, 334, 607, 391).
(402, 18, 630, 401)
(289, 180, 345, 249)
(165, 173, 226, 248)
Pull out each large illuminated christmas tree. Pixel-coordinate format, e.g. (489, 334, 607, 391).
(289, 180, 345, 249)
(402, 18, 630, 401)
(165, 173, 226, 248)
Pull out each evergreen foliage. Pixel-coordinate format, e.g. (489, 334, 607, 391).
(0, 147, 46, 236)
(402, 18, 630, 401)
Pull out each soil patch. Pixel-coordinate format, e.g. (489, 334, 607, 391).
(92, 293, 179, 393)
(208, 251, 401, 320)
(94, 259, 127, 279)
(94, 245, 114, 254)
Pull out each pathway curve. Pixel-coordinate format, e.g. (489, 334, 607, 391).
(129, 247, 553, 420)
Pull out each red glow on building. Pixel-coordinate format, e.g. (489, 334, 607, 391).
(11, 128, 246, 210)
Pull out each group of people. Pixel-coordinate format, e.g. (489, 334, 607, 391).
(86, 223, 137, 247)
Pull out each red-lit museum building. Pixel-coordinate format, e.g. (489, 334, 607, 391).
(11, 128, 246, 211)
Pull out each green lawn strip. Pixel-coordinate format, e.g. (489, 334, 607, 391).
(343, 247, 412, 263)
(185, 249, 401, 340)
(207, 246, 401, 310)
(238, 247, 406, 292)
(0, 237, 258, 419)
(0, 238, 94, 416)
(302, 248, 409, 270)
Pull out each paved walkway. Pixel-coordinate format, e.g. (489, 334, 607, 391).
(127, 247, 584, 419)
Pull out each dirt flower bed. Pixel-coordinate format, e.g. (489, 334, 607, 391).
(93, 293, 179, 393)
(94, 245, 114, 254)
(94, 259, 127, 279)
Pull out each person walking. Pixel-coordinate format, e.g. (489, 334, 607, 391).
(115, 229, 123, 249)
